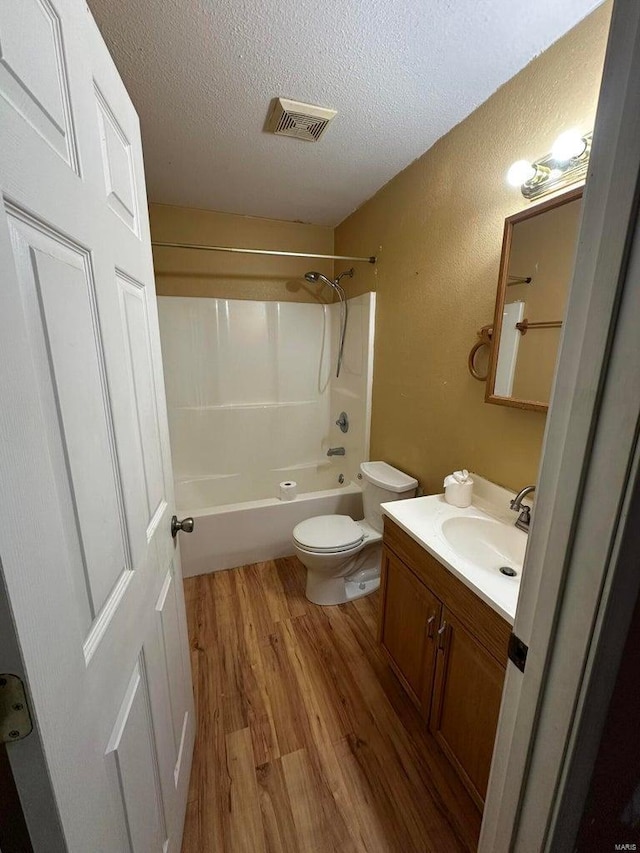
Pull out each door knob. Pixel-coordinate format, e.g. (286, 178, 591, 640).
(171, 515, 194, 538)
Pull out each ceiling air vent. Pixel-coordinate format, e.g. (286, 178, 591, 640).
(267, 98, 337, 142)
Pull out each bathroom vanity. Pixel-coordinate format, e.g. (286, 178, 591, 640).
(378, 487, 525, 809)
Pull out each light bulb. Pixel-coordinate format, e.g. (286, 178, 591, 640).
(551, 130, 586, 163)
(507, 160, 536, 187)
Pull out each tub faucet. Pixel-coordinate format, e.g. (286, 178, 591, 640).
(510, 485, 536, 532)
(327, 447, 345, 457)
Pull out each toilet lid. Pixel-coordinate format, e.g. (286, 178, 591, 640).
(293, 515, 364, 552)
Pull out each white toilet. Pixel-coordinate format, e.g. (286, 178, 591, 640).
(292, 461, 418, 605)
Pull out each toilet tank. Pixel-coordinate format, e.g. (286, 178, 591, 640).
(360, 461, 418, 533)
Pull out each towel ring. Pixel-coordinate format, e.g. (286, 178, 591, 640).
(468, 325, 493, 381)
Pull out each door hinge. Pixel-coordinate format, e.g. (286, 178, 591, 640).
(0, 674, 33, 743)
(508, 633, 528, 673)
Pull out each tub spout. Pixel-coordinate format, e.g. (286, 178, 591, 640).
(327, 447, 346, 457)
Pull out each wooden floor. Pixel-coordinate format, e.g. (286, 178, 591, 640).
(182, 557, 481, 853)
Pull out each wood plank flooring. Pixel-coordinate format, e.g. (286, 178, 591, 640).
(182, 557, 481, 852)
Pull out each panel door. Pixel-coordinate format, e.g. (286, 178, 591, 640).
(0, 2, 194, 851)
(379, 548, 441, 715)
(429, 608, 506, 808)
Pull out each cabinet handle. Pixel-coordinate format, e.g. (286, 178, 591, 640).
(427, 615, 436, 639)
(437, 621, 448, 651)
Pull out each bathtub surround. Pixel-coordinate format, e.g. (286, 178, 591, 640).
(158, 294, 374, 506)
(153, 204, 376, 578)
(158, 293, 375, 575)
(334, 1, 611, 496)
(330, 293, 375, 473)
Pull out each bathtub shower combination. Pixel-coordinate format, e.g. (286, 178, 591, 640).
(158, 291, 375, 576)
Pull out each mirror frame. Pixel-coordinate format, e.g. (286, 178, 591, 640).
(485, 185, 584, 412)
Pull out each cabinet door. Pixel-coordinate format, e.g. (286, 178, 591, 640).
(429, 608, 506, 808)
(379, 548, 441, 715)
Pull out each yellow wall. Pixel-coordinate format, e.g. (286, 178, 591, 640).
(334, 2, 611, 494)
(150, 204, 335, 303)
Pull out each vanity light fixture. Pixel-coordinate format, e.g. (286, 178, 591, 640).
(551, 129, 588, 162)
(506, 160, 536, 188)
(507, 130, 591, 200)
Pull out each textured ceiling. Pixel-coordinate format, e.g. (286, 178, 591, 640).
(88, 0, 603, 226)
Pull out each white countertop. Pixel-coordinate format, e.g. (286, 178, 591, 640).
(381, 488, 528, 624)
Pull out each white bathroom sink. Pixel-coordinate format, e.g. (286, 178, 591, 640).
(381, 486, 530, 623)
(439, 516, 526, 575)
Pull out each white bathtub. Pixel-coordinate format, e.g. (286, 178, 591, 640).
(177, 481, 363, 577)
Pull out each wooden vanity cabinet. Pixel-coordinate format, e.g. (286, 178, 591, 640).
(379, 548, 441, 714)
(429, 607, 507, 806)
(379, 517, 511, 809)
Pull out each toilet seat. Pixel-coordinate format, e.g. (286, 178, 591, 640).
(293, 515, 365, 554)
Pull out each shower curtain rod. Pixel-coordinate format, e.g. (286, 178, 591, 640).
(151, 240, 377, 264)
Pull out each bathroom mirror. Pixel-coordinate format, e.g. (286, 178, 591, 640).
(485, 186, 583, 412)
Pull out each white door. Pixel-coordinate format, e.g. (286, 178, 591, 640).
(0, 1, 195, 851)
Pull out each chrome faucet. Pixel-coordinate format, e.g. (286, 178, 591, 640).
(510, 485, 536, 532)
(327, 447, 345, 456)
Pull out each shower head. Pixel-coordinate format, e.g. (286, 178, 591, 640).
(304, 271, 334, 288)
(304, 269, 354, 288)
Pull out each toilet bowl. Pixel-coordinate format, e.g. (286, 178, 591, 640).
(292, 461, 418, 605)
